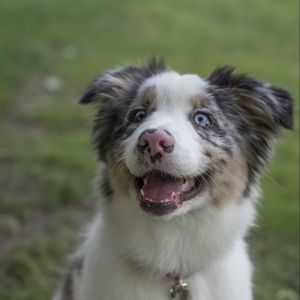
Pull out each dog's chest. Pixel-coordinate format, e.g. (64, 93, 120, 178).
(79, 223, 252, 300)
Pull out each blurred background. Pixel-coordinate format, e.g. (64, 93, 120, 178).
(0, 0, 298, 299)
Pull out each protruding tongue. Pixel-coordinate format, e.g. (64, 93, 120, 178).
(142, 173, 184, 203)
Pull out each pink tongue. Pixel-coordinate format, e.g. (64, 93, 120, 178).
(142, 173, 183, 202)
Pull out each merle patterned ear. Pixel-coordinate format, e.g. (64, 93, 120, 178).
(79, 66, 144, 104)
(207, 66, 293, 130)
(79, 58, 166, 161)
(79, 58, 166, 104)
(207, 66, 294, 192)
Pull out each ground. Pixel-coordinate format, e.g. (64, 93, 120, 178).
(0, 0, 299, 299)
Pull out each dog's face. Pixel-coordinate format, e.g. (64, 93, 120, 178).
(123, 72, 245, 217)
(81, 59, 293, 218)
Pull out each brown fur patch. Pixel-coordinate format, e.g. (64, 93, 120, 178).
(191, 94, 205, 107)
(140, 86, 157, 111)
(108, 145, 133, 199)
(211, 147, 248, 208)
(201, 140, 247, 208)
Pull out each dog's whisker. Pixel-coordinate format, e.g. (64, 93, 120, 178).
(261, 170, 284, 192)
(118, 116, 139, 128)
(215, 167, 240, 181)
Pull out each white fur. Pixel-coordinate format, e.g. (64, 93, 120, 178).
(74, 72, 257, 300)
(78, 193, 255, 300)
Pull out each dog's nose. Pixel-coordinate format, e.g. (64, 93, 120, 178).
(138, 129, 175, 155)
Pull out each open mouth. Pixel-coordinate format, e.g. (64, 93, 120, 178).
(135, 170, 212, 216)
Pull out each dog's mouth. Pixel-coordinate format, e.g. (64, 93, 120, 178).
(135, 170, 212, 216)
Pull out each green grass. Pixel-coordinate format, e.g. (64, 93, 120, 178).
(0, 0, 298, 299)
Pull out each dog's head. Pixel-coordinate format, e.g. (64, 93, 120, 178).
(80, 59, 293, 217)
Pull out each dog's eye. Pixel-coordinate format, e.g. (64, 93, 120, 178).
(193, 112, 211, 127)
(129, 109, 147, 123)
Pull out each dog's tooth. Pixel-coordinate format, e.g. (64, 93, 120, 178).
(171, 191, 177, 201)
(140, 189, 144, 196)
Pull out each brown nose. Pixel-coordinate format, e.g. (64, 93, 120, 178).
(138, 128, 175, 155)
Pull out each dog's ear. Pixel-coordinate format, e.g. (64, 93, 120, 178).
(207, 66, 293, 131)
(80, 66, 144, 105)
(80, 58, 166, 105)
(207, 66, 294, 185)
(79, 58, 166, 161)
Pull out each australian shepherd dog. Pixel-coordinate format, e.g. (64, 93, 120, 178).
(55, 59, 293, 300)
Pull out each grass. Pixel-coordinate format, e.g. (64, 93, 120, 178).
(0, 0, 298, 299)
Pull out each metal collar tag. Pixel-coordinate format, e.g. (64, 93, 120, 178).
(169, 279, 190, 300)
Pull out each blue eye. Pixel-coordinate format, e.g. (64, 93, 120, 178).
(193, 112, 211, 127)
(129, 109, 147, 123)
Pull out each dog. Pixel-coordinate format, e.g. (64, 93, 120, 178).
(54, 58, 293, 300)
